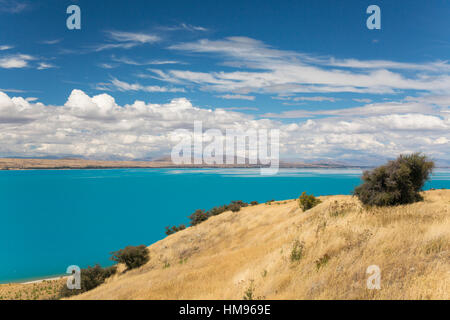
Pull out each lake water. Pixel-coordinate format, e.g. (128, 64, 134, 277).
(1, 168, 449, 283)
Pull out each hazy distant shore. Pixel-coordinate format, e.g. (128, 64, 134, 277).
(0, 158, 363, 171)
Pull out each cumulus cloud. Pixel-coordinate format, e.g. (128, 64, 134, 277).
(0, 90, 449, 164)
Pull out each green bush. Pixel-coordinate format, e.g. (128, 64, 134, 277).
(165, 224, 186, 235)
(353, 153, 434, 206)
(250, 201, 258, 206)
(58, 264, 116, 298)
(110, 245, 149, 270)
(298, 192, 321, 211)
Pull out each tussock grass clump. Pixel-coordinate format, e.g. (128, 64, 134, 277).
(290, 240, 305, 262)
(328, 200, 355, 217)
(353, 153, 434, 206)
(315, 254, 330, 270)
(298, 192, 321, 211)
(110, 245, 149, 270)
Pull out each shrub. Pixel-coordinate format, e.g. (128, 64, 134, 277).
(110, 245, 149, 270)
(165, 224, 186, 235)
(230, 200, 248, 208)
(250, 201, 258, 206)
(188, 209, 209, 226)
(228, 203, 242, 212)
(208, 205, 227, 216)
(298, 192, 321, 211)
(189, 200, 249, 226)
(58, 264, 116, 298)
(353, 153, 434, 206)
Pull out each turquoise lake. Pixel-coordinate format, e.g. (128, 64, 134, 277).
(1, 168, 449, 283)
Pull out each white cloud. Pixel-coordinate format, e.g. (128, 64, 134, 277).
(41, 39, 62, 45)
(166, 37, 450, 96)
(105, 78, 186, 93)
(111, 56, 182, 66)
(37, 62, 56, 70)
(353, 98, 372, 103)
(98, 63, 116, 69)
(0, 45, 13, 50)
(217, 94, 255, 101)
(160, 23, 208, 32)
(94, 31, 161, 52)
(263, 100, 440, 118)
(0, 90, 449, 164)
(107, 31, 160, 44)
(0, 0, 28, 13)
(0, 54, 34, 68)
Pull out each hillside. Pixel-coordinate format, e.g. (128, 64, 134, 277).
(71, 189, 449, 300)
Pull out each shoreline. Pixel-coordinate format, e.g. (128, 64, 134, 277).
(1, 275, 67, 285)
(0, 157, 370, 171)
(20, 276, 67, 285)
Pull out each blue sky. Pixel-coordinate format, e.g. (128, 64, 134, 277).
(0, 0, 449, 164)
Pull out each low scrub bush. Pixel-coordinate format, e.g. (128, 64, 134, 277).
(188, 200, 249, 226)
(353, 153, 434, 206)
(298, 192, 321, 211)
(165, 224, 186, 235)
(189, 209, 209, 226)
(110, 245, 149, 270)
(58, 264, 116, 298)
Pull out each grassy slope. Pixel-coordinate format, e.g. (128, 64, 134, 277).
(71, 190, 449, 300)
(0, 279, 65, 300)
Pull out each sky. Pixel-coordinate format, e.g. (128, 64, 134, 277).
(0, 0, 449, 164)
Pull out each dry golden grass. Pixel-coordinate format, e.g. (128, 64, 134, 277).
(3, 190, 446, 300)
(0, 278, 65, 300)
(3, 190, 447, 300)
(69, 189, 450, 300)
